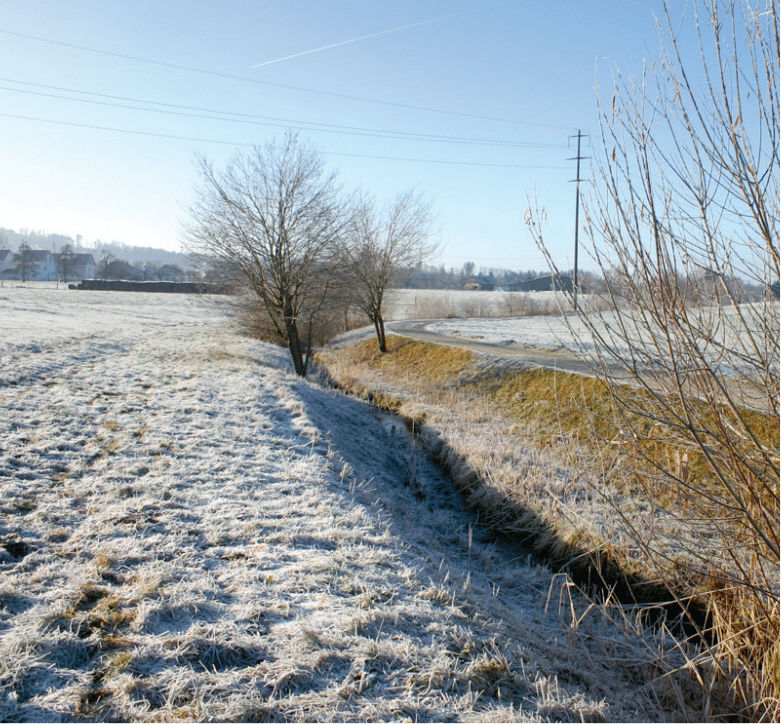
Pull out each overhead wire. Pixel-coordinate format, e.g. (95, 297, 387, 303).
(0, 24, 576, 170)
(0, 78, 568, 148)
(0, 111, 571, 169)
(0, 27, 577, 131)
(0, 17, 579, 258)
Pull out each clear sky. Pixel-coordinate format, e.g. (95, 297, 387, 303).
(0, 1, 681, 271)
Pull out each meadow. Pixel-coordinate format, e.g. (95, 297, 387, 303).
(0, 284, 685, 722)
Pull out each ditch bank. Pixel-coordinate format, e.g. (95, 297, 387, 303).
(315, 336, 711, 638)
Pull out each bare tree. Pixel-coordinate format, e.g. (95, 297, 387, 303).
(57, 244, 76, 283)
(98, 250, 114, 279)
(347, 191, 435, 352)
(184, 134, 351, 376)
(527, 0, 778, 717)
(13, 242, 34, 282)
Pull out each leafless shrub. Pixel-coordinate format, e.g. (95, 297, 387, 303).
(527, 0, 779, 717)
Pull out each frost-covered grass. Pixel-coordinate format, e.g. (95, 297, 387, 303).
(0, 284, 678, 722)
(318, 330, 779, 721)
(384, 289, 566, 321)
(402, 296, 778, 374)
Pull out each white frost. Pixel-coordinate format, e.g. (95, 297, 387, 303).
(0, 283, 666, 722)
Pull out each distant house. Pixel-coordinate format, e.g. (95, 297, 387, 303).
(0, 248, 58, 281)
(55, 251, 96, 281)
(499, 274, 577, 293)
(72, 253, 96, 279)
(464, 275, 496, 291)
(4, 249, 58, 281)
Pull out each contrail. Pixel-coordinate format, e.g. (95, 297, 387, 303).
(251, 2, 515, 69)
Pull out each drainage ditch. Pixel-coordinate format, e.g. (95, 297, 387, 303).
(316, 364, 711, 641)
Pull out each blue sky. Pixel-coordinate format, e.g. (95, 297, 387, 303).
(1, 1, 678, 270)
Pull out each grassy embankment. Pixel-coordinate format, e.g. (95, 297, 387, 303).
(319, 337, 680, 599)
(316, 333, 780, 719)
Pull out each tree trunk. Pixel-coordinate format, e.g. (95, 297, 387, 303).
(284, 317, 306, 376)
(303, 317, 314, 376)
(373, 313, 387, 353)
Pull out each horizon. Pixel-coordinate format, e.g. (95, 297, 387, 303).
(0, 226, 553, 276)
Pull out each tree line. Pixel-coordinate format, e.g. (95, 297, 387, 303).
(0, 227, 193, 269)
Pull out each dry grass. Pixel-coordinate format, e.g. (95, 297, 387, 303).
(317, 337, 677, 592)
(316, 334, 780, 721)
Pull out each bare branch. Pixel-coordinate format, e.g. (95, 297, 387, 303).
(527, 1, 779, 717)
(345, 190, 436, 352)
(184, 133, 351, 376)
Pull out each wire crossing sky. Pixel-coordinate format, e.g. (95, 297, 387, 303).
(0, 1, 680, 269)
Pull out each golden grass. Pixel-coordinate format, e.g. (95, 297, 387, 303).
(341, 336, 473, 382)
(331, 335, 779, 523)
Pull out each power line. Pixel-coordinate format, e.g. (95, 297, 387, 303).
(0, 111, 256, 147)
(0, 27, 577, 131)
(568, 129, 590, 310)
(0, 78, 568, 148)
(0, 111, 572, 169)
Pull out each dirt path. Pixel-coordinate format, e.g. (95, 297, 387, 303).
(387, 319, 599, 375)
(333, 319, 609, 379)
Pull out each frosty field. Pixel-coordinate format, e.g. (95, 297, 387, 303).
(1, 285, 674, 722)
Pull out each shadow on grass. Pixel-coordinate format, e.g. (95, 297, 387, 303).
(415, 416, 712, 641)
(314, 360, 712, 643)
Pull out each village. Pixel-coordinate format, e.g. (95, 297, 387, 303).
(0, 246, 191, 284)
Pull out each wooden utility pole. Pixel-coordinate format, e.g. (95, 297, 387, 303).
(568, 130, 588, 311)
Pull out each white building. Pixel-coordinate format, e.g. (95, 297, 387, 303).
(26, 250, 57, 281)
(0, 249, 58, 280)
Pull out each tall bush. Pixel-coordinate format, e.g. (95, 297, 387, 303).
(527, 0, 779, 717)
